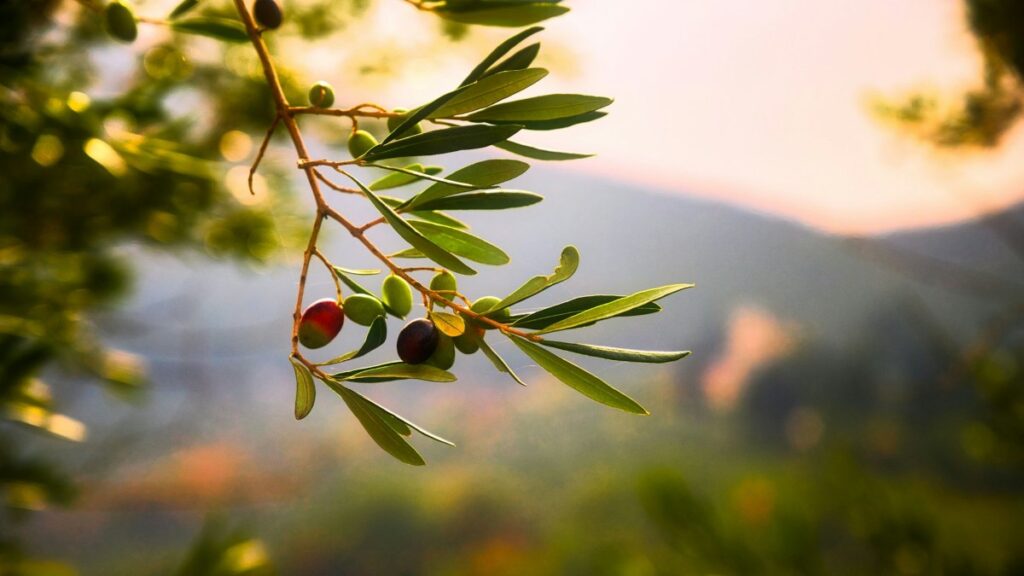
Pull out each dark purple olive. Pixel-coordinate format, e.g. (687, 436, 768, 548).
(397, 318, 439, 364)
(253, 0, 282, 30)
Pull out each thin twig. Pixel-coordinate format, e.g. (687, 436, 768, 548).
(249, 115, 280, 196)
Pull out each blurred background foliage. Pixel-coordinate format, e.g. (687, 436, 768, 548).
(1, 0, 1023, 574)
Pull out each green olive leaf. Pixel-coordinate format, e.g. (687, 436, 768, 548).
(409, 220, 510, 265)
(478, 338, 526, 387)
(290, 356, 315, 420)
(512, 294, 661, 330)
(170, 18, 249, 43)
(411, 191, 542, 211)
(168, 0, 200, 19)
(345, 174, 477, 275)
(364, 162, 496, 190)
(333, 361, 457, 383)
(317, 316, 387, 366)
(465, 94, 612, 122)
(494, 246, 579, 310)
(461, 26, 544, 86)
(494, 140, 593, 161)
(328, 381, 454, 448)
(537, 284, 694, 334)
(538, 340, 691, 364)
(509, 336, 648, 414)
(368, 163, 443, 190)
(435, 3, 569, 27)
(362, 124, 523, 161)
(408, 211, 470, 230)
(482, 43, 541, 78)
(404, 159, 529, 209)
(429, 311, 466, 337)
(430, 69, 549, 119)
(330, 383, 425, 465)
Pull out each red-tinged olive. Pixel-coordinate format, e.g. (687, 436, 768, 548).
(298, 298, 344, 349)
(253, 0, 282, 30)
(425, 333, 455, 370)
(397, 318, 439, 364)
(347, 129, 377, 158)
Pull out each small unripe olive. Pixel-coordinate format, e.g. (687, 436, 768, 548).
(105, 1, 138, 43)
(397, 318, 439, 364)
(387, 108, 423, 138)
(308, 81, 335, 108)
(347, 129, 378, 158)
(429, 270, 457, 295)
(253, 0, 283, 29)
(343, 293, 385, 326)
(471, 296, 510, 328)
(425, 333, 456, 370)
(381, 274, 413, 318)
(453, 325, 484, 355)
(298, 298, 344, 349)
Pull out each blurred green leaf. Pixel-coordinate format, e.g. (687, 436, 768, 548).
(170, 18, 249, 43)
(495, 139, 592, 161)
(168, 0, 200, 19)
(482, 42, 541, 77)
(347, 174, 477, 275)
(538, 340, 691, 363)
(365, 162, 495, 190)
(409, 220, 510, 265)
(509, 336, 648, 414)
(318, 316, 387, 366)
(495, 245, 579, 309)
(412, 191, 542, 211)
(368, 163, 443, 190)
(362, 124, 523, 161)
(467, 94, 612, 122)
(405, 159, 529, 209)
(538, 284, 693, 334)
(435, 3, 569, 27)
(461, 25, 544, 86)
(290, 357, 315, 420)
(479, 337, 526, 386)
(430, 69, 549, 119)
(513, 294, 661, 330)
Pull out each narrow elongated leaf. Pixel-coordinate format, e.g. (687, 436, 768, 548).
(390, 248, 425, 259)
(318, 317, 387, 366)
(494, 246, 579, 310)
(488, 111, 608, 131)
(413, 191, 542, 211)
(362, 124, 522, 162)
(479, 338, 526, 386)
(369, 164, 443, 190)
(333, 385, 424, 465)
(483, 43, 541, 78)
(329, 382, 454, 447)
(168, 0, 200, 19)
(513, 295, 660, 330)
(290, 357, 315, 420)
(466, 94, 612, 122)
(335, 267, 381, 276)
(429, 312, 466, 337)
(462, 26, 544, 86)
(365, 162, 493, 190)
(539, 340, 691, 364)
(335, 362, 457, 383)
(539, 284, 693, 334)
(405, 159, 529, 209)
(431, 69, 548, 119)
(436, 3, 569, 27)
(409, 220, 510, 265)
(495, 140, 592, 161)
(379, 85, 472, 146)
(346, 174, 476, 275)
(409, 211, 469, 230)
(509, 336, 647, 414)
(171, 18, 248, 43)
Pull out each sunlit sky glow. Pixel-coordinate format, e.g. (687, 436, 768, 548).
(290, 1, 1024, 233)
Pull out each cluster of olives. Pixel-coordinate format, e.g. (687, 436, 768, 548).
(297, 270, 508, 371)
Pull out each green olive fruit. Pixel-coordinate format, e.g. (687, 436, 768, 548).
(381, 274, 413, 318)
(397, 318, 439, 364)
(253, 0, 283, 29)
(308, 81, 335, 108)
(298, 298, 344, 349)
(105, 1, 138, 43)
(425, 333, 456, 370)
(387, 108, 423, 138)
(453, 325, 484, 355)
(470, 295, 510, 328)
(343, 293, 385, 326)
(347, 129, 378, 159)
(429, 270, 458, 295)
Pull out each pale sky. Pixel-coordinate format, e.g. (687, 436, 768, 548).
(294, 1, 1024, 233)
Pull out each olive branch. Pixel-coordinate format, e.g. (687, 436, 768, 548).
(100, 0, 693, 465)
